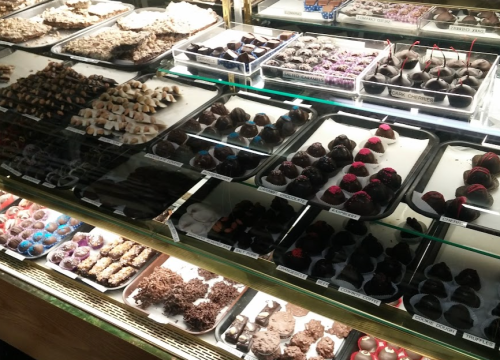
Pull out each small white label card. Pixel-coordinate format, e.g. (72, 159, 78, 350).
(5, 249, 25, 261)
(145, 153, 182, 167)
(187, 232, 232, 250)
(389, 90, 435, 104)
(23, 114, 40, 121)
(42, 182, 56, 189)
(99, 137, 122, 146)
(449, 25, 486, 34)
(463, 333, 495, 348)
(356, 15, 391, 23)
(22, 175, 40, 184)
(257, 187, 307, 205)
(71, 56, 99, 63)
(82, 197, 101, 207)
(316, 279, 330, 288)
(412, 314, 457, 335)
(201, 170, 232, 182)
(1, 163, 21, 176)
(166, 220, 180, 242)
(0, 106, 7, 112)
(65, 126, 86, 135)
(283, 71, 326, 84)
(440, 216, 467, 228)
(276, 265, 307, 280)
(196, 55, 219, 66)
(338, 287, 381, 306)
(234, 248, 259, 259)
(329, 208, 360, 220)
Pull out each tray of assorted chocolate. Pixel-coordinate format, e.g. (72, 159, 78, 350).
(273, 204, 434, 303)
(360, 41, 499, 119)
(419, 7, 500, 43)
(0, 0, 133, 51)
(255, 113, 438, 221)
(123, 254, 247, 334)
(260, 32, 389, 96)
(403, 223, 500, 347)
(0, 199, 84, 260)
(51, 3, 222, 70)
(146, 92, 316, 182)
(73, 152, 203, 219)
(169, 179, 306, 259)
(172, 22, 298, 76)
(346, 331, 429, 360)
(68, 73, 221, 146)
(215, 289, 353, 359)
(406, 141, 500, 236)
(46, 227, 158, 291)
(257, 0, 347, 22)
(337, 0, 432, 35)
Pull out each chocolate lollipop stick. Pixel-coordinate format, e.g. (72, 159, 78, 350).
(467, 38, 477, 68)
(409, 40, 420, 52)
(450, 46, 460, 61)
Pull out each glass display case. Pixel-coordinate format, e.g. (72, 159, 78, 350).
(1, 0, 500, 360)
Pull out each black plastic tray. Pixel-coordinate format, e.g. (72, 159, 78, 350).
(51, 8, 223, 70)
(147, 92, 317, 182)
(1, 0, 134, 52)
(169, 177, 308, 257)
(65, 72, 222, 149)
(272, 205, 438, 304)
(255, 113, 439, 221)
(405, 141, 500, 237)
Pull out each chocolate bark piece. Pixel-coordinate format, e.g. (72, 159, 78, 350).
(236, 322, 260, 352)
(255, 299, 281, 326)
(225, 314, 249, 344)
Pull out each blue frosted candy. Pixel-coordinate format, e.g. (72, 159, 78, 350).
(32, 231, 46, 242)
(56, 214, 70, 226)
(18, 240, 33, 253)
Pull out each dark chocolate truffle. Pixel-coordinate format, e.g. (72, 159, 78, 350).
(340, 174, 362, 193)
(237, 151, 261, 170)
(472, 152, 500, 175)
(296, 233, 327, 255)
(344, 191, 378, 216)
(345, 220, 368, 236)
(307, 142, 327, 158)
(287, 175, 314, 198)
(214, 144, 234, 162)
(444, 304, 474, 329)
(311, 258, 335, 278)
(348, 162, 369, 177)
(260, 124, 282, 145)
(401, 217, 423, 240)
(484, 318, 500, 343)
(201, 126, 222, 141)
(307, 220, 334, 240)
(230, 107, 250, 127)
(448, 83, 476, 108)
(301, 166, 327, 187)
(216, 155, 245, 177)
(227, 132, 247, 147)
(364, 137, 385, 154)
(276, 115, 296, 137)
(435, 11, 456, 29)
(370, 168, 401, 191)
(320, 186, 346, 205)
(414, 294, 442, 320)
(154, 140, 175, 158)
(239, 121, 259, 138)
(328, 145, 353, 167)
(253, 113, 271, 126)
(386, 242, 412, 265)
(463, 166, 498, 190)
(428, 262, 453, 282)
(444, 197, 480, 222)
(283, 247, 311, 271)
(354, 148, 377, 165)
(451, 286, 480, 308)
(421, 279, 447, 298)
(288, 106, 309, 125)
(214, 115, 235, 135)
(328, 135, 356, 151)
(348, 250, 375, 273)
(279, 161, 299, 179)
(359, 233, 383, 257)
(266, 170, 286, 185)
(364, 273, 394, 297)
(375, 257, 402, 283)
(313, 156, 337, 174)
(249, 136, 270, 153)
(198, 110, 217, 125)
(421, 191, 446, 214)
(291, 151, 312, 168)
(186, 137, 211, 153)
(336, 264, 363, 289)
(455, 184, 493, 208)
(193, 150, 216, 169)
(211, 102, 229, 115)
(363, 179, 392, 206)
(182, 118, 202, 133)
(454, 268, 481, 291)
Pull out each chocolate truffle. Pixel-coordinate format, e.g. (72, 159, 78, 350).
(471, 59, 492, 72)
(283, 247, 311, 271)
(182, 118, 202, 133)
(370, 168, 401, 191)
(239, 121, 258, 138)
(355, 148, 377, 164)
(211, 102, 229, 115)
(186, 137, 211, 153)
(296, 233, 327, 255)
(359, 233, 383, 257)
(328, 135, 356, 151)
(454, 268, 481, 291)
(287, 175, 314, 198)
(435, 11, 456, 29)
(451, 286, 480, 308)
(340, 174, 362, 193)
(213, 144, 234, 162)
(472, 152, 500, 174)
(484, 319, 500, 342)
(230, 107, 250, 126)
(364, 137, 385, 154)
(154, 140, 175, 158)
(448, 83, 476, 108)
(237, 151, 261, 170)
(375, 257, 402, 283)
(307, 221, 334, 240)
(266, 170, 286, 186)
(313, 156, 337, 174)
(345, 219, 368, 236)
(401, 217, 423, 240)
(216, 155, 245, 177)
(279, 161, 299, 178)
(301, 166, 326, 187)
(227, 132, 247, 147)
(363, 179, 392, 206)
(288, 106, 309, 125)
(421, 279, 447, 298)
(355, 351, 374, 360)
(260, 124, 282, 145)
(249, 136, 271, 153)
(428, 262, 453, 282)
(253, 113, 271, 126)
(214, 115, 235, 135)
(336, 264, 363, 289)
(455, 184, 493, 208)
(344, 191, 378, 216)
(276, 115, 296, 137)
(307, 142, 327, 158)
(167, 129, 188, 145)
(348, 162, 369, 177)
(378, 347, 398, 360)
(198, 110, 216, 125)
(291, 151, 312, 168)
(386, 242, 413, 265)
(444, 304, 474, 329)
(463, 166, 498, 189)
(444, 197, 480, 222)
(414, 294, 442, 320)
(421, 191, 446, 214)
(193, 150, 216, 169)
(348, 250, 375, 273)
(320, 186, 346, 205)
(172, 144, 194, 163)
(375, 124, 396, 140)
(332, 231, 355, 247)
(311, 259, 335, 278)
(359, 336, 377, 352)
(328, 145, 353, 167)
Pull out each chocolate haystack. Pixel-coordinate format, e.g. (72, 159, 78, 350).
(184, 302, 220, 331)
(198, 268, 218, 281)
(208, 281, 239, 307)
(134, 267, 183, 308)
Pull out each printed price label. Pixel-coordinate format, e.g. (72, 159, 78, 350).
(216, 341, 244, 358)
(284, 10, 302, 16)
(99, 137, 122, 146)
(113, 210, 125, 216)
(167, 220, 180, 242)
(316, 279, 330, 288)
(338, 287, 381, 306)
(22, 175, 40, 184)
(0, 106, 7, 112)
(144, 153, 182, 167)
(449, 25, 486, 34)
(42, 182, 56, 188)
(412, 314, 457, 335)
(196, 55, 219, 66)
(148, 313, 169, 324)
(283, 71, 326, 84)
(23, 114, 40, 121)
(257, 186, 308, 205)
(234, 248, 259, 259)
(254, 26, 274, 36)
(82, 197, 101, 207)
(329, 208, 360, 220)
(355, 15, 391, 23)
(5, 249, 25, 261)
(201, 170, 232, 182)
(46, 261, 78, 279)
(65, 126, 86, 135)
(276, 265, 308, 280)
(440, 216, 467, 227)
(389, 90, 435, 104)
(81, 278, 107, 292)
(1, 163, 21, 176)
(463, 333, 495, 348)
(187, 232, 232, 250)
(71, 56, 99, 63)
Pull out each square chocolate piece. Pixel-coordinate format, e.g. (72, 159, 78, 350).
(318, 0, 328, 5)
(253, 36, 268, 46)
(253, 47, 267, 57)
(227, 40, 243, 50)
(241, 44, 256, 53)
(224, 49, 238, 61)
(305, 0, 316, 5)
(279, 31, 294, 41)
(237, 52, 255, 63)
(241, 33, 255, 44)
(198, 46, 213, 55)
(266, 40, 281, 49)
(211, 46, 226, 57)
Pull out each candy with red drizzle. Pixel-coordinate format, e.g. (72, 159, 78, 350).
(463, 166, 499, 190)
